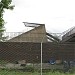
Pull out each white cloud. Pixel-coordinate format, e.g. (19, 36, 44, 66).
(3, 0, 75, 33)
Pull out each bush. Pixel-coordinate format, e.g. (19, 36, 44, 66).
(68, 67, 75, 73)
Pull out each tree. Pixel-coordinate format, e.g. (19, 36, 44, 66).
(0, 0, 14, 41)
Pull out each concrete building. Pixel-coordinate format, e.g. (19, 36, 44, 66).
(0, 23, 75, 63)
(7, 22, 60, 43)
(7, 23, 47, 42)
(62, 27, 75, 42)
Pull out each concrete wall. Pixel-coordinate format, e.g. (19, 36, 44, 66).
(0, 42, 75, 63)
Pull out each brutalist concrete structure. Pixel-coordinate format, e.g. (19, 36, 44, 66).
(62, 27, 75, 42)
(7, 23, 47, 42)
(1, 23, 75, 63)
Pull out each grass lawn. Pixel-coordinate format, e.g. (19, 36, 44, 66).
(44, 72, 75, 75)
(0, 69, 75, 75)
(0, 69, 40, 75)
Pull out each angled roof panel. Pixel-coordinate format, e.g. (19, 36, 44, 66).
(7, 24, 48, 42)
(62, 27, 75, 42)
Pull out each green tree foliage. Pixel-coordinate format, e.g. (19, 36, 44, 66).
(0, 0, 14, 41)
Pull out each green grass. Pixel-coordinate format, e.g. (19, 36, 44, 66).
(0, 69, 40, 75)
(0, 69, 75, 75)
(44, 71, 75, 75)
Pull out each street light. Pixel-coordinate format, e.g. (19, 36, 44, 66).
(23, 22, 43, 75)
(41, 42, 43, 75)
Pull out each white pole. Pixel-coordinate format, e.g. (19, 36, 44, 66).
(41, 42, 42, 75)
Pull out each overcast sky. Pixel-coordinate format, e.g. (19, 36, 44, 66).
(3, 0, 75, 33)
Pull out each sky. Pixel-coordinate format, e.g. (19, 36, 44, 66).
(3, 0, 75, 33)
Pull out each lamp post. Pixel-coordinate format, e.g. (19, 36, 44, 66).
(41, 42, 42, 75)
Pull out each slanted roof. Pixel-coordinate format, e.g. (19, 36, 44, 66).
(7, 24, 48, 42)
(62, 27, 75, 42)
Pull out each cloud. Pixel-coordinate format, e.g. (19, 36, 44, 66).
(4, 0, 75, 32)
